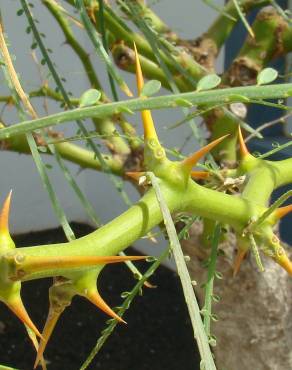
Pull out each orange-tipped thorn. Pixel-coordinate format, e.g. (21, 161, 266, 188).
(233, 249, 247, 277)
(133, 43, 158, 141)
(21, 255, 148, 274)
(25, 327, 47, 370)
(144, 281, 157, 289)
(126, 171, 145, 182)
(86, 289, 126, 324)
(190, 171, 210, 180)
(34, 307, 63, 369)
(6, 297, 42, 339)
(182, 135, 229, 171)
(275, 205, 292, 220)
(0, 190, 12, 233)
(276, 252, 292, 276)
(238, 126, 249, 158)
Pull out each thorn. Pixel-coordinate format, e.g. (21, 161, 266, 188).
(121, 82, 133, 98)
(133, 42, 144, 96)
(6, 297, 42, 339)
(34, 307, 62, 369)
(238, 126, 249, 157)
(126, 171, 145, 182)
(275, 205, 292, 220)
(190, 171, 210, 180)
(144, 281, 157, 289)
(0, 190, 12, 233)
(86, 290, 126, 324)
(233, 249, 247, 277)
(133, 43, 158, 141)
(20, 255, 148, 274)
(26, 327, 47, 370)
(182, 135, 229, 171)
(276, 253, 292, 276)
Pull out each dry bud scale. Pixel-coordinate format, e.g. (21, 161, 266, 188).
(0, 46, 291, 369)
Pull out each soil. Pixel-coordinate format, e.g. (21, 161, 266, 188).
(0, 223, 200, 370)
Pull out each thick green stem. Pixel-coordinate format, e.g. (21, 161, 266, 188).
(242, 166, 276, 207)
(210, 5, 292, 159)
(15, 178, 266, 281)
(204, 0, 269, 52)
(19, 183, 178, 280)
(185, 182, 255, 230)
(226, 6, 292, 86)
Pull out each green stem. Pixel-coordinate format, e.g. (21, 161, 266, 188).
(16, 178, 265, 281)
(111, 43, 189, 92)
(268, 158, 292, 187)
(0, 86, 79, 105)
(204, 0, 269, 52)
(19, 184, 178, 280)
(5, 133, 124, 175)
(203, 223, 220, 339)
(43, 0, 130, 155)
(148, 172, 216, 370)
(43, 0, 102, 91)
(1, 82, 291, 139)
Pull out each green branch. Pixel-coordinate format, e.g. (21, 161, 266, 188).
(1, 83, 291, 139)
(204, 0, 269, 52)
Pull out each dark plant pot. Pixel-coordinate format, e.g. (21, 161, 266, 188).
(0, 223, 200, 370)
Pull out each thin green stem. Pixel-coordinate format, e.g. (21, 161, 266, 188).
(43, 0, 102, 91)
(97, 0, 119, 101)
(203, 223, 220, 341)
(0, 86, 79, 105)
(259, 140, 292, 159)
(80, 246, 169, 370)
(1, 83, 291, 139)
(248, 233, 264, 272)
(252, 190, 292, 228)
(231, 0, 255, 38)
(205, 0, 269, 51)
(74, 0, 131, 96)
(148, 172, 216, 370)
(43, 0, 130, 155)
(20, 0, 131, 205)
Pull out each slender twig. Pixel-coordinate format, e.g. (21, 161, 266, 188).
(20, 0, 132, 206)
(251, 190, 292, 228)
(258, 140, 292, 159)
(148, 171, 217, 370)
(1, 82, 291, 139)
(80, 247, 170, 370)
(245, 112, 292, 143)
(203, 223, 221, 340)
(0, 16, 75, 240)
